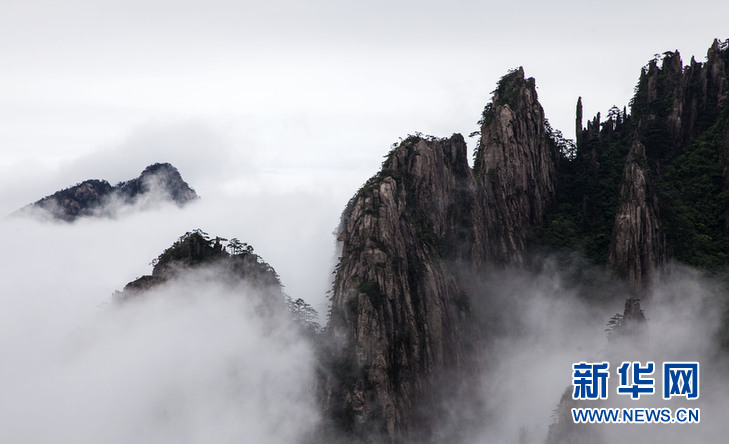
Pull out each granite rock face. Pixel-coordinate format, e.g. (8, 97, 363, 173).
(325, 135, 481, 442)
(325, 41, 729, 441)
(323, 68, 558, 443)
(607, 139, 664, 290)
(476, 67, 557, 264)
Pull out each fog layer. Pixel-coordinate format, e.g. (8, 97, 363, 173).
(0, 208, 320, 443)
(458, 262, 729, 443)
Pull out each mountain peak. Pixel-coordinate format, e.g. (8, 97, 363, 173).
(117, 162, 198, 206)
(323, 67, 559, 441)
(475, 67, 557, 263)
(15, 163, 198, 221)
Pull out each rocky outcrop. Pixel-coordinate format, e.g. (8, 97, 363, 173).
(544, 38, 729, 444)
(116, 230, 286, 312)
(575, 97, 584, 147)
(324, 41, 729, 443)
(319, 40, 729, 444)
(476, 67, 557, 264)
(607, 139, 664, 290)
(634, 40, 729, 154)
(16, 162, 197, 221)
(562, 39, 729, 287)
(120, 231, 280, 296)
(324, 135, 480, 442)
(323, 68, 558, 442)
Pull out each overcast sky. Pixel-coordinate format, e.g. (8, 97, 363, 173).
(2, 0, 728, 303)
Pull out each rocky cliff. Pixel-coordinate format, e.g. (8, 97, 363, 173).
(324, 135, 480, 442)
(16, 162, 198, 221)
(323, 68, 558, 443)
(476, 67, 557, 264)
(607, 139, 664, 290)
(324, 39, 729, 443)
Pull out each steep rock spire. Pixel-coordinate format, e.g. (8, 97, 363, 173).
(576, 96, 583, 146)
(324, 135, 480, 443)
(474, 67, 557, 264)
(607, 139, 664, 291)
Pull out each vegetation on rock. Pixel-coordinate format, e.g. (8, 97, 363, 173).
(15, 162, 198, 221)
(117, 229, 321, 335)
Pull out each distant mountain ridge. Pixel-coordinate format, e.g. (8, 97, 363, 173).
(15, 162, 198, 221)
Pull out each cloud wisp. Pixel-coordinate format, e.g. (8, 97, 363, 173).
(446, 261, 729, 444)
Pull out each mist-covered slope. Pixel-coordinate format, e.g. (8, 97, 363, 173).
(14, 162, 198, 221)
(117, 229, 321, 335)
(0, 217, 325, 443)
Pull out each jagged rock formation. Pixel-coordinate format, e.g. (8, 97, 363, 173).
(323, 68, 558, 443)
(477, 67, 557, 264)
(639, 41, 728, 153)
(16, 162, 197, 221)
(542, 38, 729, 444)
(607, 139, 664, 290)
(543, 39, 729, 288)
(614, 41, 729, 279)
(324, 39, 729, 444)
(324, 135, 481, 442)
